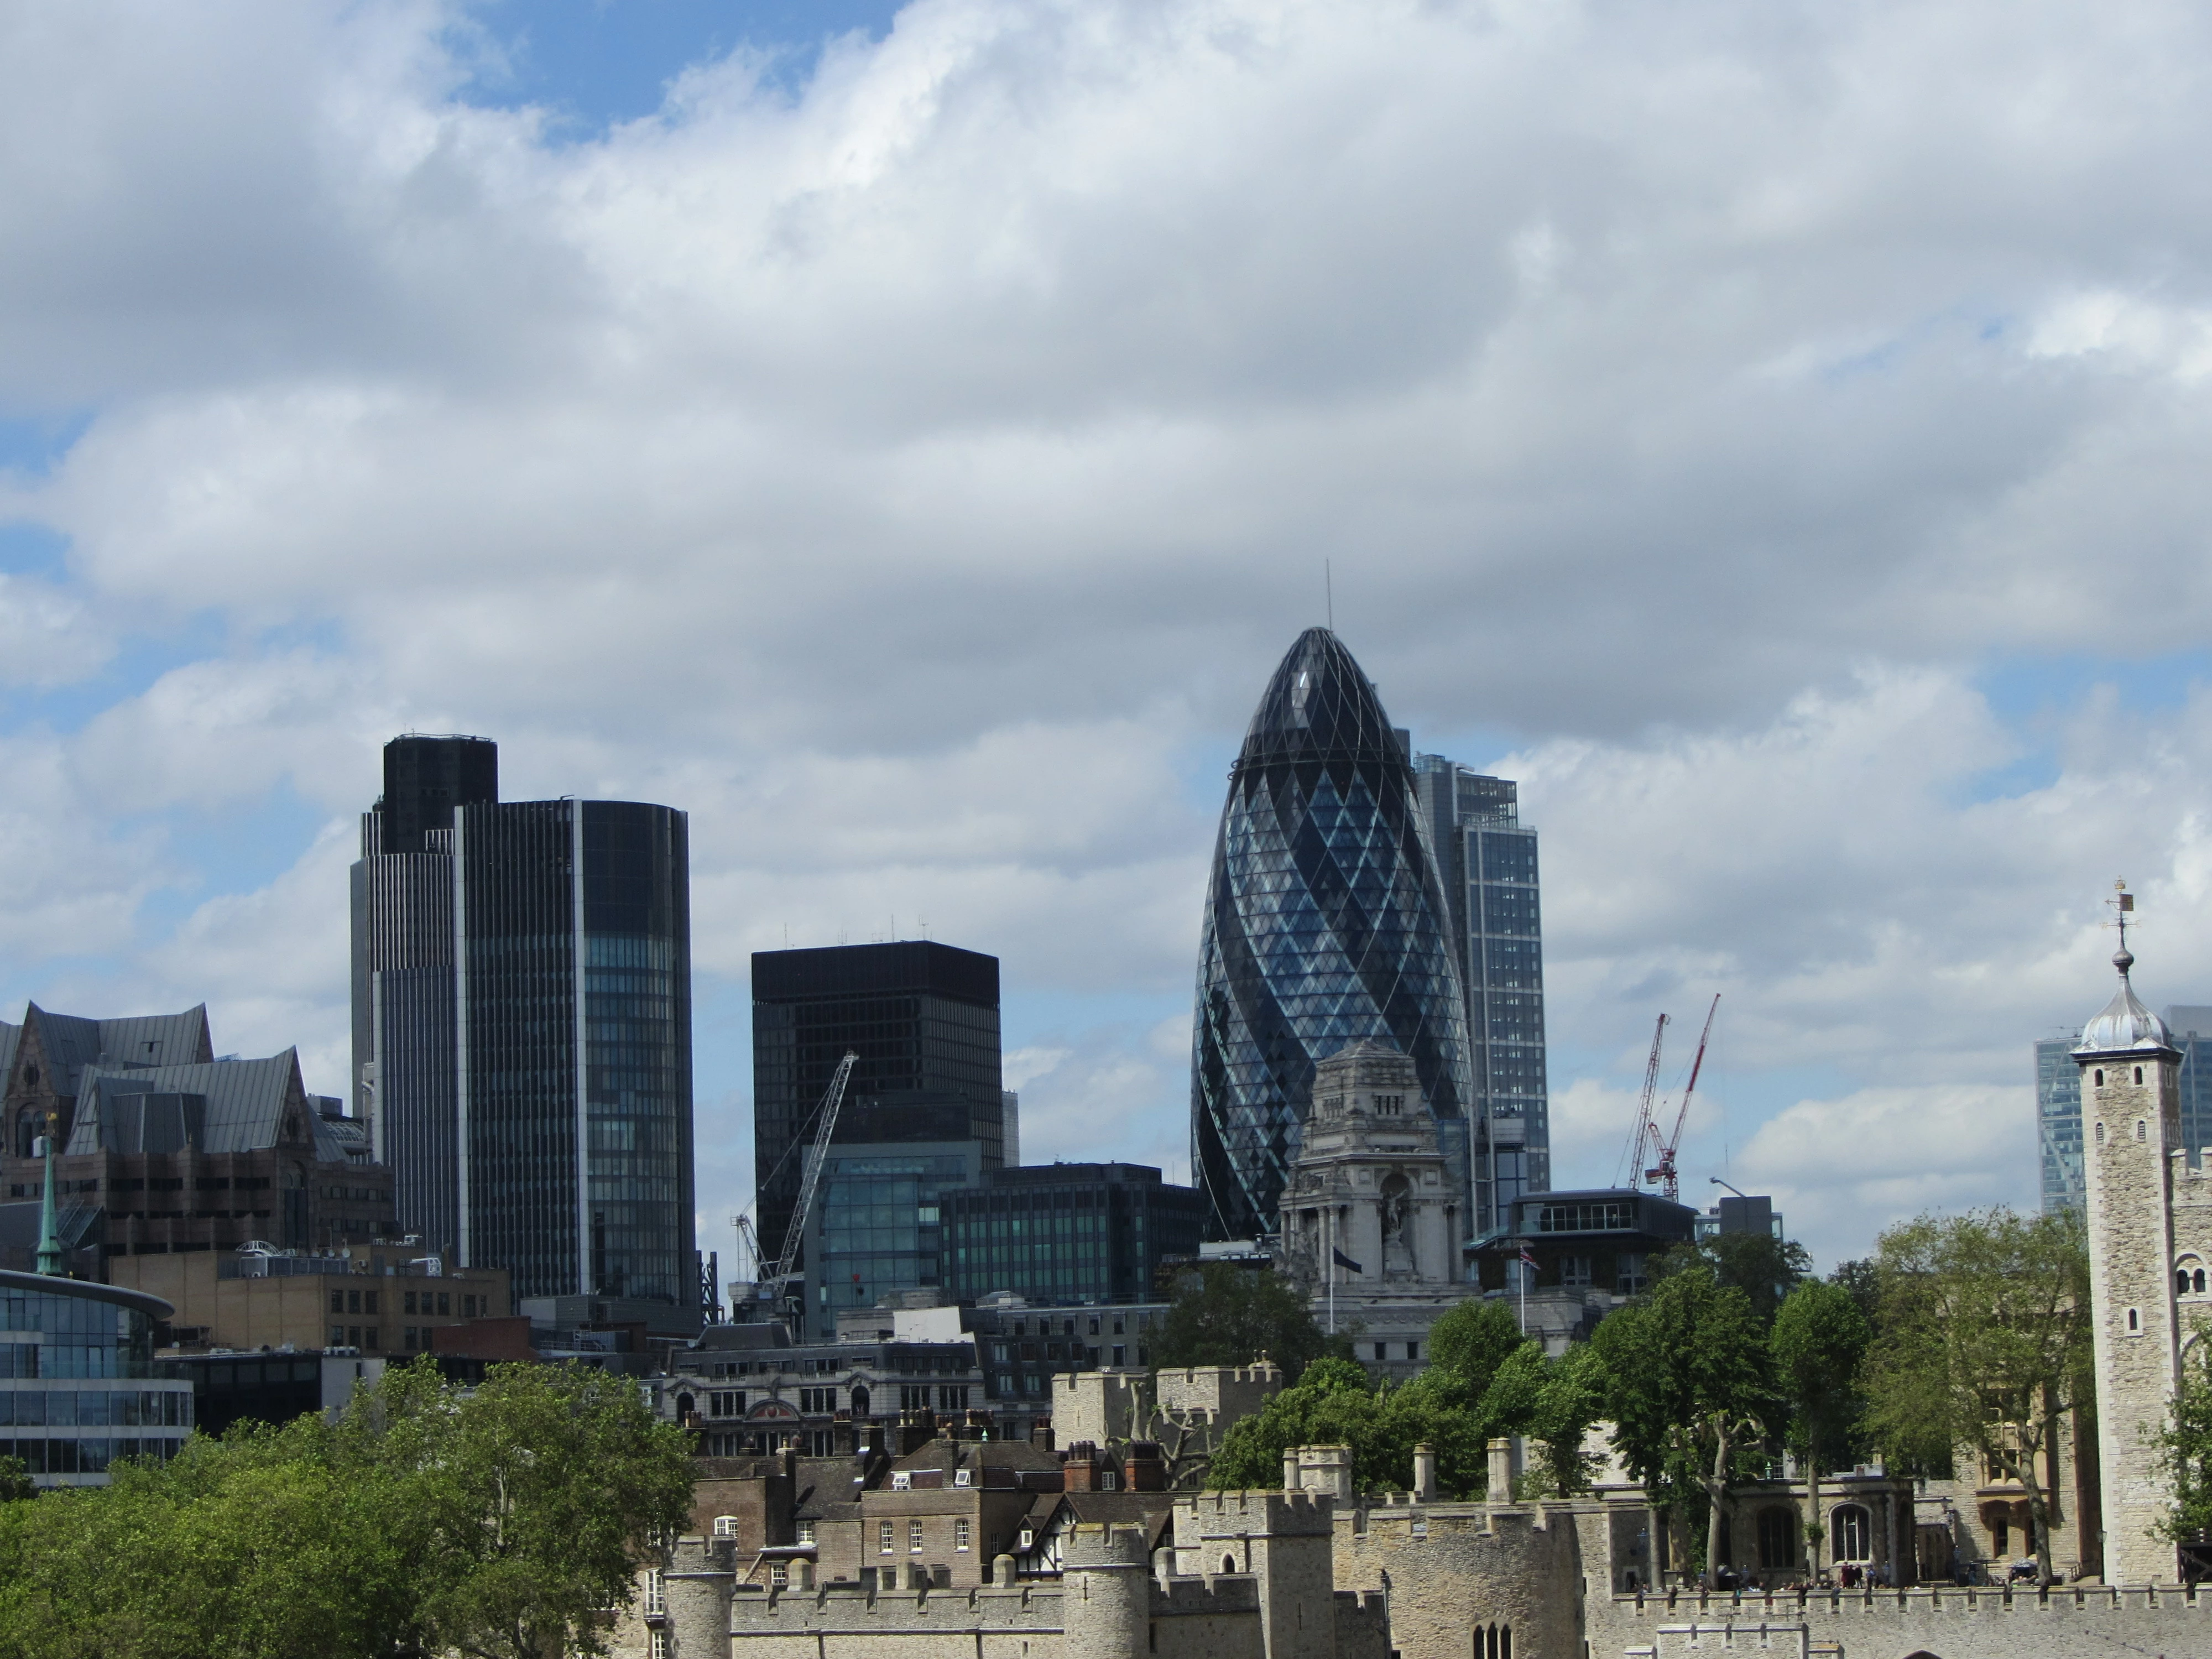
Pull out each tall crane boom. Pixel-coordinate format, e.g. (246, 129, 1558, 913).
(1623, 1013, 1668, 1190)
(1646, 995, 1719, 1202)
(760, 1050, 860, 1302)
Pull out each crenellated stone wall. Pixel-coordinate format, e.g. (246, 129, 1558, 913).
(1590, 1580, 2212, 1659)
(1332, 1498, 1585, 1659)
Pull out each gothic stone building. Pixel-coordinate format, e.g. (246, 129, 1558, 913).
(0, 1003, 393, 1270)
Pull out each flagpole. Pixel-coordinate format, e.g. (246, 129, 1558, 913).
(1327, 1206, 1336, 1335)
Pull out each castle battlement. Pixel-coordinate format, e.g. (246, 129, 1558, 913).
(1151, 1573, 1262, 1615)
(1592, 1580, 2212, 1657)
(728, 1580, 1064, 1634)
(1175, 1488, 1337, 1535)
(1343, 1500, 1562, 1541)
(1610, 1584, 2209, 1619)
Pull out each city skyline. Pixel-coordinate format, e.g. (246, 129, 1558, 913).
(8, 1, 2212, 1273)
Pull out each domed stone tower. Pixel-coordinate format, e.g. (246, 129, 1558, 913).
(2073, 894, 2209, 1584)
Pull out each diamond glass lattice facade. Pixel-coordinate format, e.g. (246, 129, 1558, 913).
(1192, 629, 1474, 1241)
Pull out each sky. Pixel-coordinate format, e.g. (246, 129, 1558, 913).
(4, 0, 2212, 1276)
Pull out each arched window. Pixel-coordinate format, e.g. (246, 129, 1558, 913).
(676, 1393, 695, 1418)
(2095, 1069, 2106, 1086)
(2128, 1307, 2141, 1333)
(2137, 1120, 2148, 1142)
(2136, 1066, 2146, 1084)
(849, 1384, 870, 1417)
(2195, 1270, 2205, 1295)
(2096, 1121, 2107, 1143)
(1222, 1553, 1237, 1575)
(1757, 1506, 1798, 1571)
(1476, 1625, 1512, 1659)
(1831, 1504, 1871, 1561)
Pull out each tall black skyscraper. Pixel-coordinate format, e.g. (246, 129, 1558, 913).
(353, 737, 696, 1323)
(1192, 629, 1474, 1242)
(750, 942, 1004, 1271)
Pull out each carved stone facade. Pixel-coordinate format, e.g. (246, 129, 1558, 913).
(1277, 1040, 1474, 1376)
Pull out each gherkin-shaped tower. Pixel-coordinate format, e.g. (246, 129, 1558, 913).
(1192, 629, 1474, 1241)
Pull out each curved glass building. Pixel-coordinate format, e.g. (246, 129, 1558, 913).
(1192, 629, 1475, 1240)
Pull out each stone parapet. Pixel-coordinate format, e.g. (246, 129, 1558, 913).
(1589, 1584, 2211, 1659)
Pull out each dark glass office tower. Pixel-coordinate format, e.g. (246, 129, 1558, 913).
(352, 735, 498, 1255)
(1192, 629, 1474, 1241)
(456, 799, 693, 1311)
(1413, 758, 1549, 1235)
(354, 737, 695, 1322)
(750, 942, 1004, 1272)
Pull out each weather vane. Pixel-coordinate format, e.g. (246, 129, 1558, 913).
(2109, 877, 2136, 958)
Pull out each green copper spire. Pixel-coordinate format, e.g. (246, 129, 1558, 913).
(35, 1113, 62, 1277)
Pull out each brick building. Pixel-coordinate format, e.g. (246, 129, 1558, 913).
(0, 1003, 393, 1269)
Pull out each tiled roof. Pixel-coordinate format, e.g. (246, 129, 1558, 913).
(893, 1436, 1061, 1476)
(66, 1052, 345, 1161)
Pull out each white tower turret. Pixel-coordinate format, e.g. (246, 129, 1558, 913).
(2074, 885, 2184, 1585)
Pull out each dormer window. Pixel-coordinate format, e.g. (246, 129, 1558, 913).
(891, 1471, 912, 1490)
(954, 1468, 971, 1487)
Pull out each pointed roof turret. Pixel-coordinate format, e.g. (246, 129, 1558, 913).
(2075, 938, 2177, 1057)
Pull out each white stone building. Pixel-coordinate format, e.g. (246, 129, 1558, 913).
(1276, 1039, 1478, 1375)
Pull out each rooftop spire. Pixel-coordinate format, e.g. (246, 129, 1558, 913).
(2076, 879, 2174, 1057)
(34, 1112, 62, 1276)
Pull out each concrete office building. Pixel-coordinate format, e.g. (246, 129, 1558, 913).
(1193, 629, 1474, 1243)
(750, 943, 1008, 1276)
(1412, 759, 1548, 1234)
(352, 734, 697, 1327)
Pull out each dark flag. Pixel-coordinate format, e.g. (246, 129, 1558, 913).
(1333, 1247, 1364, 1274)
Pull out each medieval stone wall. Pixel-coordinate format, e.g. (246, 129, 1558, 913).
(1330, 1499, 1584, 1659)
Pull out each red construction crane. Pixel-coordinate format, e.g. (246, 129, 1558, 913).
(1645, 994, 1719, 1202)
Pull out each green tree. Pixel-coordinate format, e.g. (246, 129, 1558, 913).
(1860, 1208, 2089, 1583)
(1590, 1266, 1775, 1585)
(1771, 1278, 1871, 1574)
(2152, 1328, 2212, 1554)
(1153, 1263, 1342, 1380)
(1524, 1342, 1609, 1497)
(0, 1456, 32, 1504)
(1651, 1230, 1812, 1326)
(0, 1358, 693, 1659)
(351, 1358, 696, 1659)
(1207, 1357, 1385, 1489)
(1423, 1298, 1531, 1405)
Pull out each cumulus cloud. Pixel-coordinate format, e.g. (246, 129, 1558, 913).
(2, 0, 2211, 1259)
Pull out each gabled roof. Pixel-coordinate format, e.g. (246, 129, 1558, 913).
(65, 1052, 342, 1160)
(892, 1436, 1062, 1477)
(18, 1003, 213, 1097)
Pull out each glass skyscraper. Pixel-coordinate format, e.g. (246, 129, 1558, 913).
(1192, 628, 1475, 1242)
(1413, 759, 1548, 1235)
(2036, 1032, 2084, 1214)
(353, 737, 696, 1323)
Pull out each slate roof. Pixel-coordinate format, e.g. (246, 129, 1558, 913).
(893, 1436, 1063, 1478)
(65, 1051, 346, 1162)
(17, 1003, 213, 1097)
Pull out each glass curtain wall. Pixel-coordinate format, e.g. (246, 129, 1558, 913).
(1192, 628, 1474, 1242)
